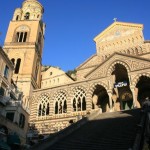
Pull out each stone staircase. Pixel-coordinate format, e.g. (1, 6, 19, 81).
(46, 109, 141, 150)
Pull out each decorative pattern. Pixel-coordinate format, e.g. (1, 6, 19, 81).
(72, 88, 86, 112)
(54, 91, 67, 114)
(132, 73, 150, 86)
(38, 93, 50, 116)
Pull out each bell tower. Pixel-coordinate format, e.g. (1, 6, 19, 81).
(3, 0, 46, 110)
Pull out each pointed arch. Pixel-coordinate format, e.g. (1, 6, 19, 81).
(38, 93, 50, 116)
(72, 87, 86, 112)
(53, 91, 67, 114)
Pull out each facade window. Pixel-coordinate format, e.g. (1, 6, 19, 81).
(16, 15, 19, 20)
(19, 114, 25, 128)
(54, 92, 67, 114)
(24, 12, 30, 20)
(38, 94, 50, 116)
(72, 88, 86, 112)
(15, 58, 21, 74)
(16, 32, 27, 42)
(4, 65, 9, 79)
(6, 112, 15, 122)
(50, 72, 52, 75)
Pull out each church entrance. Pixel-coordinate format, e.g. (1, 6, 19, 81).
(112, 64, 133, 110)
(92, 85, 109, 112)
(136, 76, 150, 106)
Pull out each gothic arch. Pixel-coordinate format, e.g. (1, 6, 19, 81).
(53, 90, 68, 114)
(37, 93, 50, 116)
(107, 60, 130, 76)
(71, 86, 87, 112)
(52, 89, 68, 101)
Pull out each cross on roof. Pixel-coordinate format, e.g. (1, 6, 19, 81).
(113, 18, 117, 22)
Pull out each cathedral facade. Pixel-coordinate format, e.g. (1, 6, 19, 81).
(3, 0, 150, 139)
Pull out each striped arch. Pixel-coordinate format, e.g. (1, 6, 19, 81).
(37, 93, 50, 116)
(88, 82, 108, 97)
(132, 73, 150, 87)
(107, 60, 130, 76)
(52, 90, 68, 114)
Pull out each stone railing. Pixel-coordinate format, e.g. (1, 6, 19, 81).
(30, 108, 102, 150)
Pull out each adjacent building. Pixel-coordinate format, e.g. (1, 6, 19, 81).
(0, 47, 29, 148)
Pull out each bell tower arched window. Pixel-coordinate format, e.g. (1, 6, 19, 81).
(16, 32, 27, 42)
(16, 15, 19, 21)
(15, 58, 21, 74)
(24, 12, 30, 20)
(15, 25, 29, 43)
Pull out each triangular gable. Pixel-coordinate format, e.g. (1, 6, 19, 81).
(94, 21, 143, 43)
(85, 53, 150, 80)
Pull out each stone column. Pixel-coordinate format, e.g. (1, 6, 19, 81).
(130, 85, 140, 108)
(86, 92, 92, 111)
(107, 90, 113, 112)
(92, 94, 99, 109)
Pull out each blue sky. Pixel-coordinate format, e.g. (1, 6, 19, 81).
(0, 0, 150, 71)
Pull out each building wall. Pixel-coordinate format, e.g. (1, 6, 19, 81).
(29, 22, 150, 137)
(41, 66, 74, 88)
(0, 47, 29, 144)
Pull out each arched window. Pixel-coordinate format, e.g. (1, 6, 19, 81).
(16, 32, 27, 42)
(16, 15, 19, 21)
(54, 92, 67, 114)
(15, 58, 21, 74)
(25, 12, 30, 20)
(38, 94, 50, 116)
(72, 88, 86, 112)
(15, 25, 29, 43)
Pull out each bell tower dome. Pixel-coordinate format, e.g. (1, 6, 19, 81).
(13, 0, 44, 21)
(3, 0, 46, 111)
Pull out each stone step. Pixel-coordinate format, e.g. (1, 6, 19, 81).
(46, 109, 141, 150)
